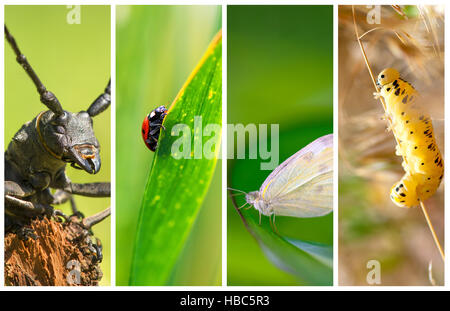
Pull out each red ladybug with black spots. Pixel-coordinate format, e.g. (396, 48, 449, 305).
(142, 105, 168, 151)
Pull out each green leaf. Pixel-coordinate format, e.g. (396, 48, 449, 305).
(130, 31, 222, 285)
(235, 204, 333, 285)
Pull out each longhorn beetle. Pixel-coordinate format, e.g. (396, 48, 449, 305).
(4, 25, 111, 242)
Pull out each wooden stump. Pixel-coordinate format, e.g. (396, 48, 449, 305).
(5, 217, 102, 286)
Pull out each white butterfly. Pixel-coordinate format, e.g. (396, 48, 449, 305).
(230, 134, 333, 227)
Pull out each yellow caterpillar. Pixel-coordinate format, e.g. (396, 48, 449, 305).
(376, 68, 443, 207)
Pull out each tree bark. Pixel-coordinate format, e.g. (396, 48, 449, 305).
(5, 217, 103, 286)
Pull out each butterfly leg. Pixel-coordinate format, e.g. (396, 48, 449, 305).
(270, 214, 279, 234)
(238, 202, 248, 209)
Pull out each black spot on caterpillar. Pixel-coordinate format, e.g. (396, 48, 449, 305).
(376, 68, 444, 208)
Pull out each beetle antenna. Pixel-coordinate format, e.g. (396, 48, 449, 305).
(87, 79, 111, 117)
(4, 25, 64, 116)
(82, 207, 111, 230)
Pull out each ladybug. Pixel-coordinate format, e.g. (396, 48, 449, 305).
(142, 105, 168, 151)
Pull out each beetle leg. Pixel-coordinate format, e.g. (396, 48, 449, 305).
(69, 196, 85, 219)
(52, 190, 83, 219)
(147, 136, 158, 145)
(53, 209, 69, 223)
(82, 207, 111, 230)
(93, 238, 103, 263)
(64, 182, 110, 197)
(52, 189, 71, 205)
(5, 195, 46, 218)
(5, 181, 35, 198)
(149, 126, 163, 136)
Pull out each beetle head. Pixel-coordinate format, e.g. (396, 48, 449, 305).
(40, 110, 101, 174)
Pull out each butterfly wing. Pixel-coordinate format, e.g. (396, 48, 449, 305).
(260, 134, 333, 218)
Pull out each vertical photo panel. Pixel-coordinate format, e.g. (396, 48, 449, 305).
(116, 5, 222, 286)
(338, 5, 444, 286)
(227, 5, 334, 286)
(4, 5, 111, 286)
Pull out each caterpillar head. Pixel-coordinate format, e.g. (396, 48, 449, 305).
(377, 68, 400, 87)
(390, 175, 418, 208)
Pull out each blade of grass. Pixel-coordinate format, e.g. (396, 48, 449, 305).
(130, 31, 222, 285)
(230, 191, 333, 285)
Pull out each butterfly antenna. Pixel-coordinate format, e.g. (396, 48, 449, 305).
(227, 187, 248, 194)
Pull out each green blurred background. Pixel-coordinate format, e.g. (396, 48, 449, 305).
(5, 6, 111, 285)
(227, 5, 333, 285)
(116, 5, 222, 285)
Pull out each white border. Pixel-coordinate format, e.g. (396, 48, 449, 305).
(110, 4, 116, 287)
(221, 4, 227, 287)
(332, 3, 338, 287)
(0, 0, 448, 291)
(444, 2, 448, 287)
